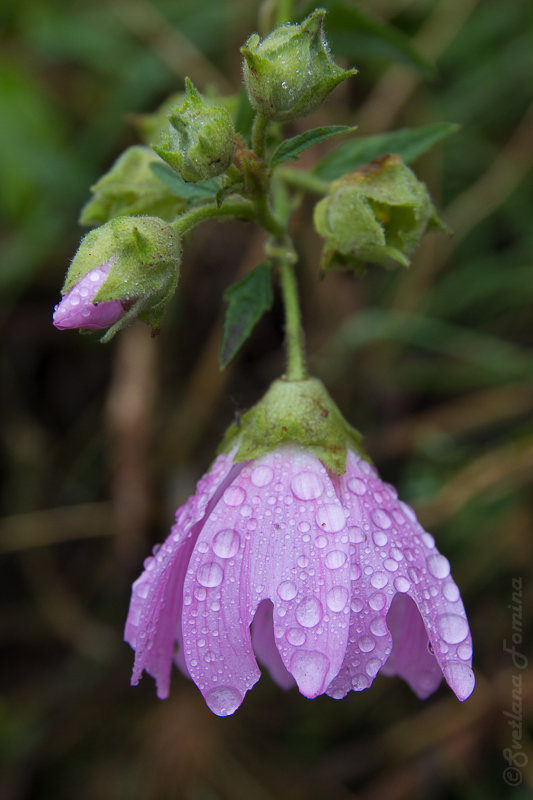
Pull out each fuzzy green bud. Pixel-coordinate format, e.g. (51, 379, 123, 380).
(314, 154, 447, 272)
(220, 376, 367, 474)
(152, 79, 235, 182)
(61, 216, 181, 339)
(241, 9, 356, 122)
(79, 146, 184, 226)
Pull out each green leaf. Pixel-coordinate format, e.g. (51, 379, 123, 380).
(302, 1, 435, 78)
(220, 261, 274, 368)
(314, 123, 460, 181)
(149, 162, 218, 202)
(270, 125, 355, 168)
(234, 86, 255, 145)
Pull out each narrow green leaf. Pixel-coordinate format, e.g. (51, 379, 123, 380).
(314, 123, 460, 181)
(150, 162, 218, 201)
(234, 86, 255, 145)
(220, 261, 274, 368)
(270, 125, 356, 168)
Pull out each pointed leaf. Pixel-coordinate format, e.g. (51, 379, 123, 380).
(220, 261, 274, 368)
(150, 162, 218, 202)
(270, 125, 356, 168)
(314, 123, 460, 181)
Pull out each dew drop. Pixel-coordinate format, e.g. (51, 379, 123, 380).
(290, 650, 330, 696)
(457, 642, 473, 661)
(350, 563, 362, 581)
(438, 613, 469, 644)
(348, 477, 367, 496)
(399, 501, 417, 522)
(314, 534, 327, 549)
(384, 559, 398, 573)
(394, 576, 410, 593)
(443, 661, 475, 701)
(251, 465, 274, 487)
(326, 585, 349, 612)
(372, 531, 388, 547)
(370, 572, 388, 589)
(369, 592, 385, 611)
(295, 596, 323, 628)
(197, 562, 223, 588)
(206, 686, 242, 716)
(291, 471, 324, 500)
(442, 581, 460, 602)
(371, 509, 392, 530)
(193, 586, 207, 601)
(286, 627, 306, 646)
(348, 526, 365, 544)
(369, 617, 388, 637)
(358, 635, 375, 653)
(223, 486, 246, 507)
(365, 657, 382, 677)
(212, 529, 240, 559)
(351, 673, 370, 690)
(315, 504, 346, 533)
(422, 532, 435, 549)
(298, 521, 310, 533)
(325, 550, 347, 570)
(133, 575, 150, 598)
(277, 580, 297, 601)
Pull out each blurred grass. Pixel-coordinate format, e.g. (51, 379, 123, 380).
(1, 0, 532, 798)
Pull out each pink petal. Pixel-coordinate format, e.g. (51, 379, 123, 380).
(124, 450, 239, 698)
(53, 260, 124, 330)
(381, 593, 443, 698)
(334, 450, 474, 702)
(251, 600, 295, 690)
(181, 446, 351, 714)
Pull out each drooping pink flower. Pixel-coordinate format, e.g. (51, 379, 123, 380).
(53, 260, 125, 331)
(125, 444, 474, 715)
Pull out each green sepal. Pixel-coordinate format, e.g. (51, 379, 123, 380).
(153, 78, 235, 182)
(241, 9, 357, 122)
(314, 154, 446, 272)
(219, 376, 369, 474)
(79, 146, 185, 226)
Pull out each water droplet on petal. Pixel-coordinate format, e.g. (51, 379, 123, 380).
(358, 635, 375, 653)
(427, 554, 450, 579)
(315, 504, 346, 533)
(325, 550, 347, 569)
(370, 617, 388, 637)
(286, 627, 306, 646)
(277, 580, 297, 601)
(422, 532, 435, 548)
(372, 531, 388, 547)
(371, 509, 392, 530)
(291, 471, 324, 500)
(442, 581, 460, 602)
(295, 596, 323, 628)
(350, 563, 362, 581)
(351, 674, 370, 690)
(369, 592, 385, 611)
(457, 642, 472, 661)
(443, 661, 475, 701)
(394, 576, 410, 593)
(298, 521, 310, 533)
(399, 501, 417, 522)
(314, 534, 327, 549)
(206, 686, 242, 716)
(348, 478, 367, 496)
(370, 572, 388, 589)
(212, 529, 240, 559)
(326, 586, 349, 612)
(290, 650, 330, 696)
(223, 486, 246, 506)
(365, 657, 382, 677)
(133, 575, 150, 598)
(384, 559, 398, 573)
(351, 597, 363, 613)
(197, 562, 223, 588)
(438, 613, 469, 644)
(251, 465, 274, 487)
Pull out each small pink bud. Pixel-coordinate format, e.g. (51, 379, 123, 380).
(53, 261, 125, 331)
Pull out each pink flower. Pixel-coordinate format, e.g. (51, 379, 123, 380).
(53, 260, 125, 331)
(125, 445, 474, 716)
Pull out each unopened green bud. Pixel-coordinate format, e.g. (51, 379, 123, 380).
(314, 154, 447, 272)
(61, 216, 182, 339)
(79, 146, 184, 226)
(153, 78, 235, 182)
(241, 9, 356, 122)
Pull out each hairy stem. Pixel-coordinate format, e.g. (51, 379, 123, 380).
(278, 255, 307, 380)
(171, 200, 256, 236)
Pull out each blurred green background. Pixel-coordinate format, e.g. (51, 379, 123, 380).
(1, 0, 532, 798)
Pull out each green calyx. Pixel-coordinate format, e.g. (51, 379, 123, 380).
(314, 154, 447, 272)
(219, 376, 368, 474)
(79, 146, 184, 226)
(63, 215, 182, 337)
(241, 9, 357, 122)
(152, 78, 235, 182)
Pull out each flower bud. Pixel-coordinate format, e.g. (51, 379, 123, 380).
(53, 216, 181, 339)
(152, 78, 235, 182)
(79, 146, 184, 226)
(241, 9, 356, 122)
(313, 154, 446, 271)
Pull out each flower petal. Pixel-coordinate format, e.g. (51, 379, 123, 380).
(251, 600, 295, 690)
(124, 451, 239, 698)
(381, 593, 443, 698)
(53, 260, 124, 330)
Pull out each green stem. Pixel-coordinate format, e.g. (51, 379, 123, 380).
(171, 200, 256, 236)
(278, 255, 307, 380)
(277, 166, 330, 195)
(252, 113, 269, 160)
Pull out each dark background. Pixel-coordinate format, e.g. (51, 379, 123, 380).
(1, 0, 532, 797)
